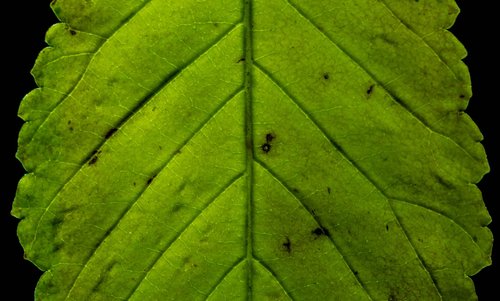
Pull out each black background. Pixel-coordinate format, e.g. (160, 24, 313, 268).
(2, 1, 497, 299)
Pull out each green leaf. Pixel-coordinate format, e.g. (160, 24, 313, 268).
(14, 0, 492, 300)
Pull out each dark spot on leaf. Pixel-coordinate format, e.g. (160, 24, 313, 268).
(459, 94, 466, 99)
(386, 224, 389, 231)
(133, 182, 137, 186)
(147, 177, 155, 185)
(69, 126, 74, 132)
(291, 188, 299, 193)
(282, 237, 292, 253)
(323, 73, 329, 80)
(69, 29, 77, 36)
(171, 203, 184, 213)
(105, 128, 117, 139)
(327, 187, 331, 194)
(261, 143, 271, 153)
(52, 242, 63, 252)
(366, 84, 375, 96)
(51, 216, 64, 227)
(473, 235, 478, 242)
(353, 270, 359, 276)
(312, 226, 330, 237)
(67, 120, 72, 125)
(266, 133, 275, 143)
(88, 156, 98, 166)
(237, 57, 245, 63)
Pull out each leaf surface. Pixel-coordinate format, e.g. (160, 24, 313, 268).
(14, 0, 492, 300)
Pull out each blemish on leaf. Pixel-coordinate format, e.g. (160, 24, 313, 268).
(88, 150, 101, 166)
(105, 128, 117, 139)
(327, 187, 331, 194)
(69, 29, 77, 36)
(88, 155, 99, 166)
(312, 226, 330, 237)
(261, 143, 271, 153)
(266, 133, 275, 143)
(237, 57, 245, 63)
(147, 176, 156, 185)
(282, 237, 292, 253)
(291, 188, 300, 193)
(323, 72, 330, 80)
(366, 84, 375, 96)
(386, 224, 389, 231)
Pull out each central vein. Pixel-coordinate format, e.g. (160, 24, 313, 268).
(243, 0, 254, 300)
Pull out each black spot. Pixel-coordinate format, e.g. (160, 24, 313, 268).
(266, 133, 275, 143)
(366, 84, 375, 95)
(291, 188, 300, 193)
(282, 237, 292, 253)
(171, 203, 184, 213)
(386, 224, 389, 231)
(327, 187, 331, 194)
(459, 94, 466, 99)
(147, 176, 156, 185)
(51, 216, 64, 227)
(323, 73, 330, 80)
(353, 270, 359, 276)
(237, 57, 245, 63)
(133, 182, 137, 187)
(261, 143, 271, 153)
(69, 126, 74, 132)
(69, 29, 77, 36)
(88, 156, 98, 166)
(312, 226, 330, 237)
(105, 128, 117, 139)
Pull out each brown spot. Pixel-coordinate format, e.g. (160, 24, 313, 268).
(261, 143, 271, 153)
(88, 156, 98, 166)
(105, 128, 117, 139)
(312, 226, 330, 237)
(459, 94, 466, 99)
(282, 237, 292, 253)
(147, 176, 156, 185)
(266, 133, 275, 143)
(366, 84, 375, 96)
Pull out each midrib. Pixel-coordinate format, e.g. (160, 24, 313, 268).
(243, 0, 255, 300)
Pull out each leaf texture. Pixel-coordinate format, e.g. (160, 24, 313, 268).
(14, 0, 492, 300)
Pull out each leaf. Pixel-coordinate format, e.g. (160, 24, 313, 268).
(14, 0, 492, 300)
